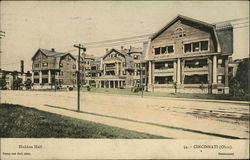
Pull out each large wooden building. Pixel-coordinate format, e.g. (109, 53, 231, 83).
(90, 46, 147, 89)
(31, 48, 77, 88)
(31, 15, 234, 94)
(145, 15, 233, 94)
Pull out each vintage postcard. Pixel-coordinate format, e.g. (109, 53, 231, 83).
(0, 1, 249, 159)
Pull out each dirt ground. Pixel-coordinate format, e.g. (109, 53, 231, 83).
(1, 90, 249, 139)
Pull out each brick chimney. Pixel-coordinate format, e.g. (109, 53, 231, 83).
(20, 60, 24, 73)
(121, 46, 124, 50)
(51, 48, 55, 52)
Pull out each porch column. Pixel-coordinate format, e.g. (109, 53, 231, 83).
(48, 70, 51, 84)
(104, 81, 106, 88)
(103, 64, 106, 75)
(108, 81, 111, 88)
(173, 61, 177, 82)
(148, 61, 152, 84)
(95, 80, 98, 88)
(213, 55, 217, 84)
(116, 62, 119, 75)
(152, 62, 155, 84)
(39, 71, 42, 84)
(31, 71, 34, 83)
(177, 58, 181, 84)
(224, 57, 229, 87)
(181, 60, 185, 84)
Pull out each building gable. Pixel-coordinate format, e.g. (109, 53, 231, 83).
(103, 49, 125, 61)
(148, 15, 221, 59)
(151, 15, 215, 41)
(32, 49, 47, 61)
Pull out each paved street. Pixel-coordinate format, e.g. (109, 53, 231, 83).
(1, 90, 249, 139)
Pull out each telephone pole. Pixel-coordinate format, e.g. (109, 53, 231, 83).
(73, 44, 86, 112)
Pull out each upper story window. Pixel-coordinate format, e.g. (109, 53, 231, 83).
(34, 64, 40, 68)
(42, 63, 48, 67)
(218, 59, 225, 67)
(155, 62, 174, 69)
(185, 59, 208, 68)
(59, 63, 63, 67)
(154, 45, 174, 55)
(184, 40, 209, 53)
(133, 55, 140, 60)
(171, 27, 186, 39)
(72, 64, 76, 69)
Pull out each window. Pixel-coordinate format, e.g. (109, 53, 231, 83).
(73, 65, 76, 69)
(59, 79, 63, 84)
(218, 59, 223, 65)
(59, 63, 63, 67)
(154, 76, 173, 84)
(168, 46, 174, 53)
(161, 47, 167, 54)
(201, 41, 208, 51)
(154, 45, 174, 55)
(42, 63, 48, 67)
(155, 48, 161, 55)
(171, 27, 186, 38)
(184, 43, 191, 53)
(185, 59, 208, 68)
(184, 40, 209, 53)
(134, 55, 139, 60)
(34, 64, 40, 68)
(184, 74, 208, 84)
(192, 42, 199, 52)
(60, 71, 63, 76)
(155, 61, 173, 69)
(217, 75, 224, 84)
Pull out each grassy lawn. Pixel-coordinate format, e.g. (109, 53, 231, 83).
(29, 87, 249, 101)
(83, 87, 249, 101)
(0, 103, 166, 138)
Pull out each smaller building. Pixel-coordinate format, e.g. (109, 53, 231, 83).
(31, 48, 77, 88)
(0, 69, 31, 90)
(31, 48, 95, 88)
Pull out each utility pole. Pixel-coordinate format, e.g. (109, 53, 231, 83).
(73, 44, 86, 112)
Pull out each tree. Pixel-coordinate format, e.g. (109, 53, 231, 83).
(234, 58, 249, 94)
(24, 79, 32, 90)
(229, 79, 244, 96)
(13, 78, 22, 90)
(0, 78, 7, 89)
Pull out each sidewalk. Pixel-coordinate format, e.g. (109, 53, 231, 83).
(1, 90, 249, 139)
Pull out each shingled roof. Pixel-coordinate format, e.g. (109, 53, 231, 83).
(39, 49, 67, 57)
(32, 48, 75, 60)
